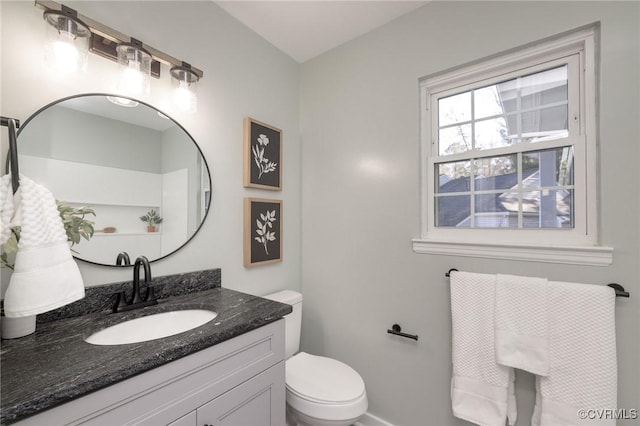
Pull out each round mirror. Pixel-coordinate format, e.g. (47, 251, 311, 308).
(12, 94, 211, 266)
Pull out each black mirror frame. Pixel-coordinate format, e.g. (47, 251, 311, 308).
(6, 93, 213, 267)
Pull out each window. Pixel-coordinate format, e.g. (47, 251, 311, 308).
(413, 26, 613, 265)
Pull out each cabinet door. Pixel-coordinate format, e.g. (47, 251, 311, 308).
(197, 361, 285, 426)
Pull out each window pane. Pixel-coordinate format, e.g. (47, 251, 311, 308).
(439, 124, 472, 155)
(436, 195, 470, 227)
(522, 189, 574, 229)
(523, 147, 574, 187)
(521, 105, 568, 143)
(437, 161, 471, 193)
(474, 117, 510, 150)
(439, 92, 471, 127)
(474, 155, 518, 191)
(474, 85, 504, 119)
(521, 66, 568, 110)
(474, 193, 518, 228)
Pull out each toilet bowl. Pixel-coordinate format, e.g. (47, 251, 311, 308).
(264, 291, 368, 426)
(286, 352, 368, 426)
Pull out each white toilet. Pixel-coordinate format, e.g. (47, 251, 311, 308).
(264, 290, 368, 426)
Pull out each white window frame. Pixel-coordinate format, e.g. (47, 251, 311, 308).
(413, 26, 613, 266)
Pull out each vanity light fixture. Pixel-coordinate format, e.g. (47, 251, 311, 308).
(36, 0, 204, 112)
(171, 63, 200, 113)
(43, 4, 90, 74)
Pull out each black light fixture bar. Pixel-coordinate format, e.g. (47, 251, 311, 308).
(35, 0, 204, 80)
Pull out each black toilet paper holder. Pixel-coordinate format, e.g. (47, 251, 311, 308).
(387, 324, 418, 341)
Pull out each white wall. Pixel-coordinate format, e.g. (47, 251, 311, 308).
(300, 2, 639, 424)
(1, 1, 301, 297)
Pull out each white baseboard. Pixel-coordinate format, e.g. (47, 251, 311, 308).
(354, 412, 394, 426)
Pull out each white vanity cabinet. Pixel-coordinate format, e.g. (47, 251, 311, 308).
(15, 320, 285, 426)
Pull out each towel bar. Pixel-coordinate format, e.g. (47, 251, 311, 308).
(445, 269, 630, 298)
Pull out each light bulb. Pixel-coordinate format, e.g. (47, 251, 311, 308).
(119, 61, 148, 95)
(50, 31, 79, 73)
(173, 80, 197, 113)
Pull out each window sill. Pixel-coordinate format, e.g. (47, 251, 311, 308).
(411, 238, 613, 266)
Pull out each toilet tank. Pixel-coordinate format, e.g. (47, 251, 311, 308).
(263, 290, 302, 359)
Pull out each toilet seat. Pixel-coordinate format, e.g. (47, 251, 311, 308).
(286, 352, 368, 422)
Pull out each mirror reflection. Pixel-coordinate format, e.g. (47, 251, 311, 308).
(15, 94, 211, 266)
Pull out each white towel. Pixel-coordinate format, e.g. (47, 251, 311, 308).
(450, 271, 516, 426)
(532, 281, 617, 426)
(0, 174, 84, 317)
(495, 274, 549, 376)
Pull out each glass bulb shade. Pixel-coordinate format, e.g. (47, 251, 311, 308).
(116, 43, 152, 96)
(43, 12, 90, 74)
(170, 66, 199, 113)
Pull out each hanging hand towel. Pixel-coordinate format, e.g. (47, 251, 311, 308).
(450, 271, 516, 426)
(1, 174, 84, 318)
(495, 274, 549, 376)
(532, 281, 617, 426)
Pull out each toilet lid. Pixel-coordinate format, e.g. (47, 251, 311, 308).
(286, 352, 365, 403)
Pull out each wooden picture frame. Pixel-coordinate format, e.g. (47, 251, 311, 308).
(244, 198, 282, 267)
(243, 117, 282, 190)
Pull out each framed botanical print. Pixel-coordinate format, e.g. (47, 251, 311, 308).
(243, 117, 282, 190)
(244, 198, 282, 267)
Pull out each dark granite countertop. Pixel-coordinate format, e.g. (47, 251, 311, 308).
(0, 279, 292, 424)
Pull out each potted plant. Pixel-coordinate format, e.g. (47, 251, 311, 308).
(139, 209, 163, 232)
(1, 201, 95, 270)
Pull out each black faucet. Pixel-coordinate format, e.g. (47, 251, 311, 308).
(113, 256, 158, 313)
(116, 251, 131, 266)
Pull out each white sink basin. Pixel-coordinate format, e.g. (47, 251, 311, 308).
(85, 309, 218, 345)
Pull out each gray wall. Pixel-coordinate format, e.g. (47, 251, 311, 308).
(300, 2, 639, 424)
(1, 1, 302, 296)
